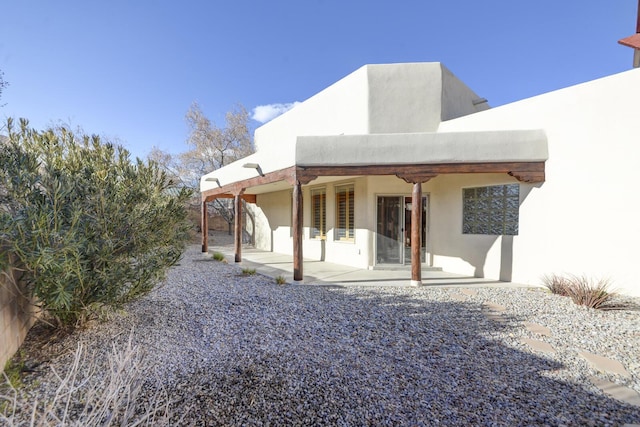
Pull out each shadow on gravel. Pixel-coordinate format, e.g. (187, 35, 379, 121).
(158, 276, 640, 426)
(600, 299, 640, 311)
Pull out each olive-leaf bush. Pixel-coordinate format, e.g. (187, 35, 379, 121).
(0, 118, 193, 327)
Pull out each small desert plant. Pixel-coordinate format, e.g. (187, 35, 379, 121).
(241, 268, 256, 276)
(541, 274, 572, 296)
(0, 333, 177, 426)
(565, 275, 616, 309)
(541, 273, 616, 309)
(2, 353, 25, 389)
(212, 252, 225, 261)
(275, 275, 287, 285)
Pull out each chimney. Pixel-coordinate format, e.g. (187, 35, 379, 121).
(618, 0, 640, 67)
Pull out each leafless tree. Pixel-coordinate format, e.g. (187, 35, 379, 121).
(183, 101, 253, 172)
(150, 102, 255, 234)
(0, 69, 8, 108)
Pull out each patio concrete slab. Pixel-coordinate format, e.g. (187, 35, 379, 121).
(211, 246, 535, 289)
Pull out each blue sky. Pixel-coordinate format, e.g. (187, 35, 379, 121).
(0, 1, 637, 159)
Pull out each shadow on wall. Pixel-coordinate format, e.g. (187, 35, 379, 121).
(435, 183, 539, 281)
(500, 235, 513, 281)
(247, 192, 293, 254)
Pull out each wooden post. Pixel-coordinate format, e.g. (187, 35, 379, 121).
(410, 182, 422, 286)
(292, 180, 303, 281)
(201, 200, 208, 253)
(234, 195, 242, 263)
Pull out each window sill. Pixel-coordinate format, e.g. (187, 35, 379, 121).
(335, 238, 355, 243)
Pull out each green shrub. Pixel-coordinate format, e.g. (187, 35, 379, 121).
(541, 273, 616, 309)
(241, 268, 256, 276)
(212, 252, 225, 261)
(275, 275, 287, 285)
(0, 118, 193, 327)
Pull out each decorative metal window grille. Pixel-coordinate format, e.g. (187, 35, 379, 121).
(463, 184, 519, 235)
(335, 184, 355, 241)
(310, 188, 326, 239)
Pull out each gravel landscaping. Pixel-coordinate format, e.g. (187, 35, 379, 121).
(6, 242, 640, 426)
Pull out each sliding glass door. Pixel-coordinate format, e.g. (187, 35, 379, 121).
(376, 196, 427, 265)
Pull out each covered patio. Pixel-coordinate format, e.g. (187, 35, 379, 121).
(204, 233, 529, 288)
(201, 152, 546, 285)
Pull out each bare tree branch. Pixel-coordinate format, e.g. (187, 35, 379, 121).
(150, 102, 255, 232)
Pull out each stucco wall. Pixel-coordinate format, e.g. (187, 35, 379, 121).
(426, 174, 528, 280)
(253, 66, 370, 154)
(203, 62, 498, 194)
(438, 68, 640, 296)
(440, 65, 490, 121)
(367, 63, 443, 133)
(249, 178, 374, 270)
(251, 190, 293, 255)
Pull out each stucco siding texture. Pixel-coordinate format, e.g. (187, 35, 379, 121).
(202, 62, 499, 193)
(295, 130, 548, 167)
(438, 68, 640, 296)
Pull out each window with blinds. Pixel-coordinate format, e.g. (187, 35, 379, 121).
(335, 184, 355, 241)
(310, 188, 326, 239)
(463, 184, 519, 235)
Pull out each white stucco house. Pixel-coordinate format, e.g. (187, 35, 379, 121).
(200, 62, 640, 297)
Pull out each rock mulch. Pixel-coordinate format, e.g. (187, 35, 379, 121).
(454, 289, 640, 413)
(8, 245, 640, 426)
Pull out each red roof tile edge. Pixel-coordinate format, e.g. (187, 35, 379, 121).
(618, 33, 640, 49)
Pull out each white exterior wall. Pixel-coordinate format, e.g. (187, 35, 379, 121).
(203, 62, 492, 193)
(250, 177, 380, 270)
(253, 66, 370, 155)
(251, 190, 292, 255)
(204, 63, 640, 296)
(427, 174, 528, 280)
(438, 68, 640, 296)
(440, 66, 490, 121)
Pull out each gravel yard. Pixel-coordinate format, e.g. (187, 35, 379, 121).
(8, 243, 640, 426)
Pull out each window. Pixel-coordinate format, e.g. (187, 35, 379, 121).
(463, 184, 519, 235)
(335, 184, 355, 241)
(310, 188, 326, 239)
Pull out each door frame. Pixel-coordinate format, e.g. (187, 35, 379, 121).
(375, 193, 430, 267)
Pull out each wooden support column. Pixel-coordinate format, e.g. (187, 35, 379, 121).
(234, 194, 242, 263)
(292, 180, 303, 281)
(397, 172, 436, 287)
(201, 200, 208, 253)
(410, 182, 423, 286)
